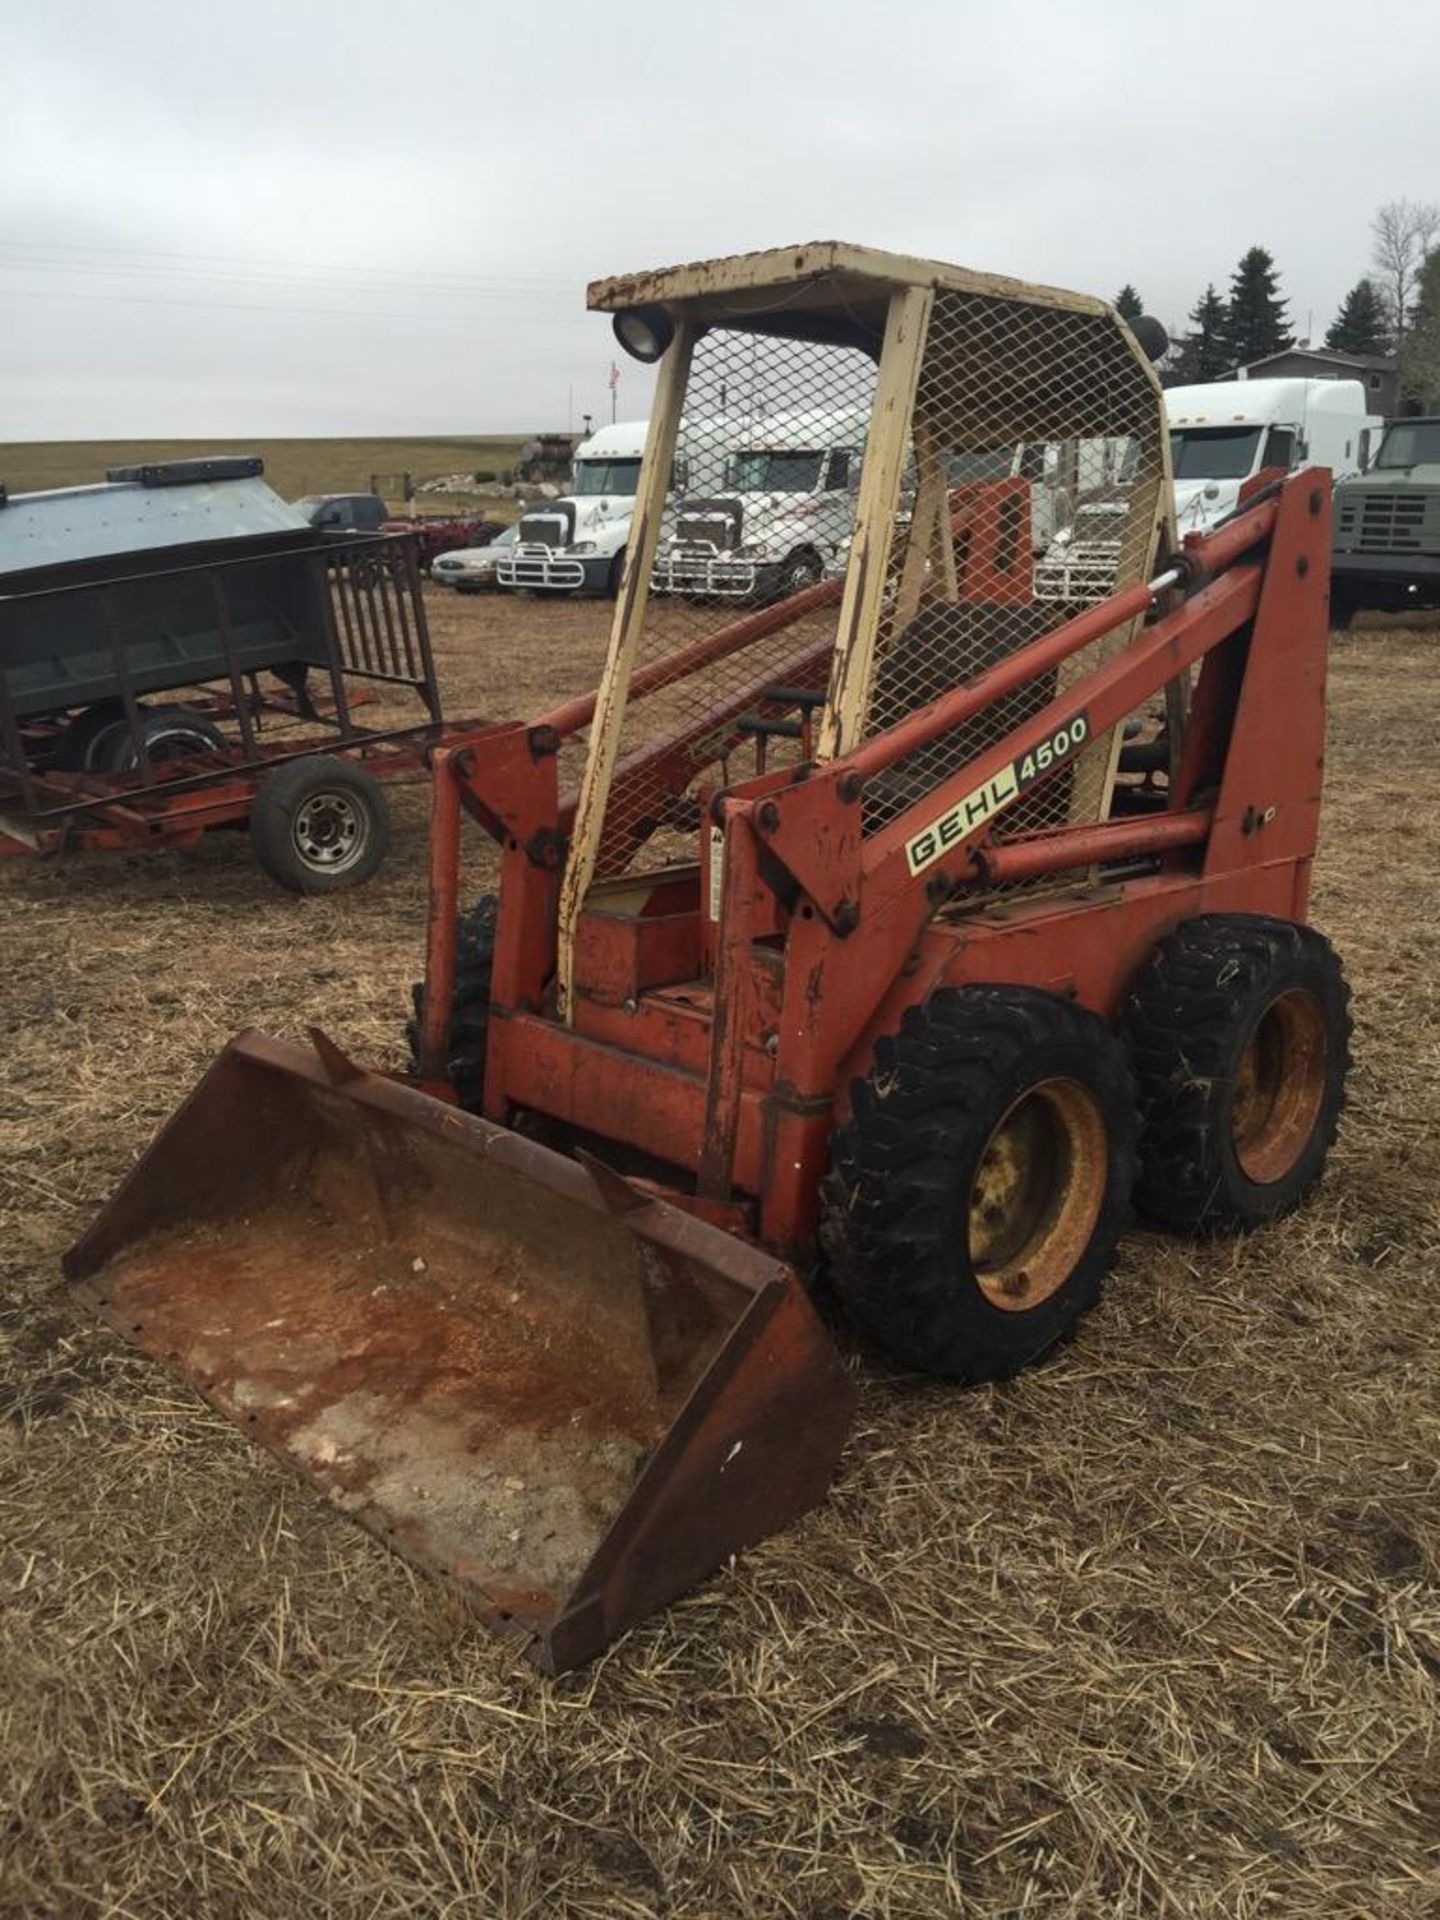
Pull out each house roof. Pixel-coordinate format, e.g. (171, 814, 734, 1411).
(1243, 346, 1395, 373)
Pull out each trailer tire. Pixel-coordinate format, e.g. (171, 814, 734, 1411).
(106, 706, 226, 772)
(405, 892, 497, 1108)
(821, 986, 1137, 1380)
(54, 701, 129, 771)
(1120, 915, 1350, 1233)
(248, 755, 390, 894)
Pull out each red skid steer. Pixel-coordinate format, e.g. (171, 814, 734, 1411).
(68, 245, 1351, 1671)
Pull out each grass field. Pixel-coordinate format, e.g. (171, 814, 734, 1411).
(0, 436, 535, 513)
(1, 588, 1437, 1917)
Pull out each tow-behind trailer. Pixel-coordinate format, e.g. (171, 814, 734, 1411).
(0, 519, 454, 892)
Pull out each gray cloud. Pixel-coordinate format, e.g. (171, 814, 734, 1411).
(3, 0, 1436, 438)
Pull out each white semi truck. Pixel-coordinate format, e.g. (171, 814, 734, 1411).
(1036, 378, 1384, 598)
(1168, 377, 1382, 534)
(651, 408, 868, 600)
(496, 420, 648, 596)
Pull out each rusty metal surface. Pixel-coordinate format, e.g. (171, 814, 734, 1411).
(66, 1032, 853, 1670)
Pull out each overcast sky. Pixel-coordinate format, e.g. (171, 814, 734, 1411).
(3, 0, 1437, 440)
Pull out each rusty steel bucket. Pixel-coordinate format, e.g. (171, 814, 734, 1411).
(64, 1031, 855, 1671)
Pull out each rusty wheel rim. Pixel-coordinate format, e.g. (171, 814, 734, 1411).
(969, 1078, 1108, 1313)
(1230, 989, 1328, 1184)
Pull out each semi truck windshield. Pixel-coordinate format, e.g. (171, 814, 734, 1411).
(1169, 427, 1263, 481)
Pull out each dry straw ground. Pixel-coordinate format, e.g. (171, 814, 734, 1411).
(1, 590, 1437, 1919)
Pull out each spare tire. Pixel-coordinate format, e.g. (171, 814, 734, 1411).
(105, 706, 226, 773)
(54, 701, 130, 772)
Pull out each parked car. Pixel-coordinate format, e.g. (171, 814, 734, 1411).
(293, 492, 390, 533)
(432, 524, 520, 593)
(293, 493, 503, 571)
(387, 512, 505, 571)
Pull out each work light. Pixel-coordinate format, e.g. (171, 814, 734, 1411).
(613, 305, 675, 363)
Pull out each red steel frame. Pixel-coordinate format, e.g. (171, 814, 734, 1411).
(417, 472, 1331, 1263)
(0, 720, 478, 861)
(0, 530, 453, 866)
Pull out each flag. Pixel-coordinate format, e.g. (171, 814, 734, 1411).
(608, 363, 620, 390)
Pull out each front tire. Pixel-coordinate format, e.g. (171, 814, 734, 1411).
(1120, 915, 1350, 1233)
(1329, 583, 1357, 631)
(777, 548, 824, 597)
(822, 986, 1137, 1380)
(248, 755, 390, 894)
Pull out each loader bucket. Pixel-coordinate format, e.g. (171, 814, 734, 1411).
(64, 1031, 855, 1672)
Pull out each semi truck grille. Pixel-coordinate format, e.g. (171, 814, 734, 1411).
(518, 515, 566, 548)
(1355, 492, 1429, 553)
(675, 499, 742, 550)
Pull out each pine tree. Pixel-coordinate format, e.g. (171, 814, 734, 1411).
(1113, 285, 1145, 322)
(1166, 284, 1230, 384)
(1222, 248, 1293, 367)
(1325, 279, 1391, 356)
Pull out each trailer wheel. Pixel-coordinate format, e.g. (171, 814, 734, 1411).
(821, 986, 1137, 1380)
(106, 706, 226, 772)
(54, 701, 129, 771)
(248, 755, 390, 894)
(1120, 915, 1350, 1233)
(405, 892, 497, 1108)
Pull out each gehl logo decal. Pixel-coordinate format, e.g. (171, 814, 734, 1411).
(904, 712, 1091, 876)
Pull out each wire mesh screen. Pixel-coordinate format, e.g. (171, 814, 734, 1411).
(573, 270, 1166, 892)
(856, 289, 1167, 845)
(581, 325, 877, 879)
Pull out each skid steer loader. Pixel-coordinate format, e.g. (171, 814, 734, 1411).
(68, 244, 1351, 1672)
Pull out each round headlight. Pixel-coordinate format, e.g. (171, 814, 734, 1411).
(613, 304, 675, 364)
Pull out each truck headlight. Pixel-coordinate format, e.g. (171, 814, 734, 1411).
(569, 542, 597, 554)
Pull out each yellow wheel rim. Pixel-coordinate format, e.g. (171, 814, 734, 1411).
(969, 1078, 1108, 1313)
(1231, 989, 1328, 1184)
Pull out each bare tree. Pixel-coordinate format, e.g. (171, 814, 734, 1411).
(1370, 199, 1440, 341)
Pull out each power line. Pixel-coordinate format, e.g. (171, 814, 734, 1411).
(0, 236, 579, 293)
(0, 283, 593, 325)
(0, 255, 579, 305)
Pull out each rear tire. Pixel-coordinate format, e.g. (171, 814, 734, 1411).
(821, 985, 1137, 1380)
(405, 893, 497, 1108)
(248, 755, 390, 894)
(1120, 914, 1350, 1233)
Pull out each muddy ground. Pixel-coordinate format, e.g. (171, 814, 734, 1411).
(1, 586, 1437, 1918)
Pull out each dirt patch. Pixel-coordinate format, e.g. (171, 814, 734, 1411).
(1, 596, 1438, 1916)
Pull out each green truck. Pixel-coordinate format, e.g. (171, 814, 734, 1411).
(1331, 416, 1440, 625)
